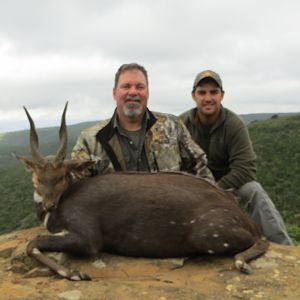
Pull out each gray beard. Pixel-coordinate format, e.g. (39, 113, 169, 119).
(124, 104, 143, 119)
(123, 97, 143, 118)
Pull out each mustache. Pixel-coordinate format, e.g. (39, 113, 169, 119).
(125, 95, 141, 102)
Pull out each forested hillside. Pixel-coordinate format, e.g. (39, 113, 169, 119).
(0, 121, 97, 233)
(240, 112, 299, 124)
(0, 115, 299, 242)
(0, 121, 97, 165)
(248, 114, 300, 241)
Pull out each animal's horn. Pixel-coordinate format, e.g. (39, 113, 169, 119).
(55, 102, 68, 162)
(23, 106, 44, 164)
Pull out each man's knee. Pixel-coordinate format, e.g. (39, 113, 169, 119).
(235, 181, 270, 209)
(236, 180, 277, 210)
(237, 181, 263, 198)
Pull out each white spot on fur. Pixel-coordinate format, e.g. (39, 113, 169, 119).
(32, 248, 41, 255)
(170, 221, 176, 225)
(209, 223, 214, 227)
(235, 259, 243, 268)
(43, 212, 51, 227)
(218, 225, 224, 228)
(208, 250, 215, 254)
(235, 259, 252, 273)
(223, 243, 229, 248)
(190, 219, 195, 224)
(54, 230, 69, 236)
(33, 191, 43, 204)
(71, 173, 77, 180)
(213, 233, 219, 238)
(57, 269, 68, 278)
(70, 275, 81, 281)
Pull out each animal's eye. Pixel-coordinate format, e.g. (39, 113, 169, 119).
(37, 178, 44, 185)
(55, 176, 65, 184)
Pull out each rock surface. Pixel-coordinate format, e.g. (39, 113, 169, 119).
(0, 226, 299, 300)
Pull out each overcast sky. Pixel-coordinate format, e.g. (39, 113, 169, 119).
(0, 0, 300, 132)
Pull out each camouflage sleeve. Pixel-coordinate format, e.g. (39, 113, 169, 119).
(71, 129, 114, 175)
(178, 120, 215, 184)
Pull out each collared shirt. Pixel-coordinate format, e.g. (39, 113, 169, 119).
(113, 113, 149, 171)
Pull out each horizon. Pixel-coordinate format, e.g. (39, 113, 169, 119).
(1, 110, 299, 134)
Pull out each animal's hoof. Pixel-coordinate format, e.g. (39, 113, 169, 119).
(235, 260, 252, 274)
(69, 270, 92, 281)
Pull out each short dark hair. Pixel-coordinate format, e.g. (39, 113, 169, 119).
(114, 63, 148, 88)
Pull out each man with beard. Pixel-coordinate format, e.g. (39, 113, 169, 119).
(179, 70, 293, 245)
(71, 63, 214, 183)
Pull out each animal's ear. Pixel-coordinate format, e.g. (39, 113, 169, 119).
(15, 155, 36, 171)
(64, 159, 96, 174)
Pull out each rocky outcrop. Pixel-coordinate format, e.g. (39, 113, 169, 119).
(0, 227, 299, 300)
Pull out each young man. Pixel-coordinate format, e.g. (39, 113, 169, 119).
(71, 63, 214, 184)
(180, 70, 293, 245)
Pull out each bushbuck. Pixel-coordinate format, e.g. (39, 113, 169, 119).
(17, 103, 268, 281)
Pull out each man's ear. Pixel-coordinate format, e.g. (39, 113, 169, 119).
(16, 155, 36, 171)
(112, 87, 117, 101)
(64, 159, 96, 173)
(191, 91, 196, 102)
(220, 90, 225, 101)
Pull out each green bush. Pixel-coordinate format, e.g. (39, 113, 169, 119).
(287, 224, 300, 245)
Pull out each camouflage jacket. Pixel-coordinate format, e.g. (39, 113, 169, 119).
(71, 109, 215, 184)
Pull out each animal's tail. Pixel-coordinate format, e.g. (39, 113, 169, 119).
(234, 238, 269, 274)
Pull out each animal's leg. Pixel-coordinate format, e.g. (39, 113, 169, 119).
(188, 223, 268, 273)
(234, 238, 269, 273)
(27, 232, 103, 280)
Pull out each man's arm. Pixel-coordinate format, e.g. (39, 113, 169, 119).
(71, 128, 114, 175)
(218, 124, 256, 190)
(178, 120, 215, 184)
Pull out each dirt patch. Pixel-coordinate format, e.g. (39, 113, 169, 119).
(0, 227, 299, 300)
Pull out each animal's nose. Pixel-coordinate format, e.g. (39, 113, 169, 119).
(43, 201, 55, 212)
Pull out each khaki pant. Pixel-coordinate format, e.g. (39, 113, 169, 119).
(235, 181, 293, 245)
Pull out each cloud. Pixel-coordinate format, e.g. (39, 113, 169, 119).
(0, 0, 300, 132)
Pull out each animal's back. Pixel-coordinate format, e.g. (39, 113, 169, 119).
(60, 172, 243, 221)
